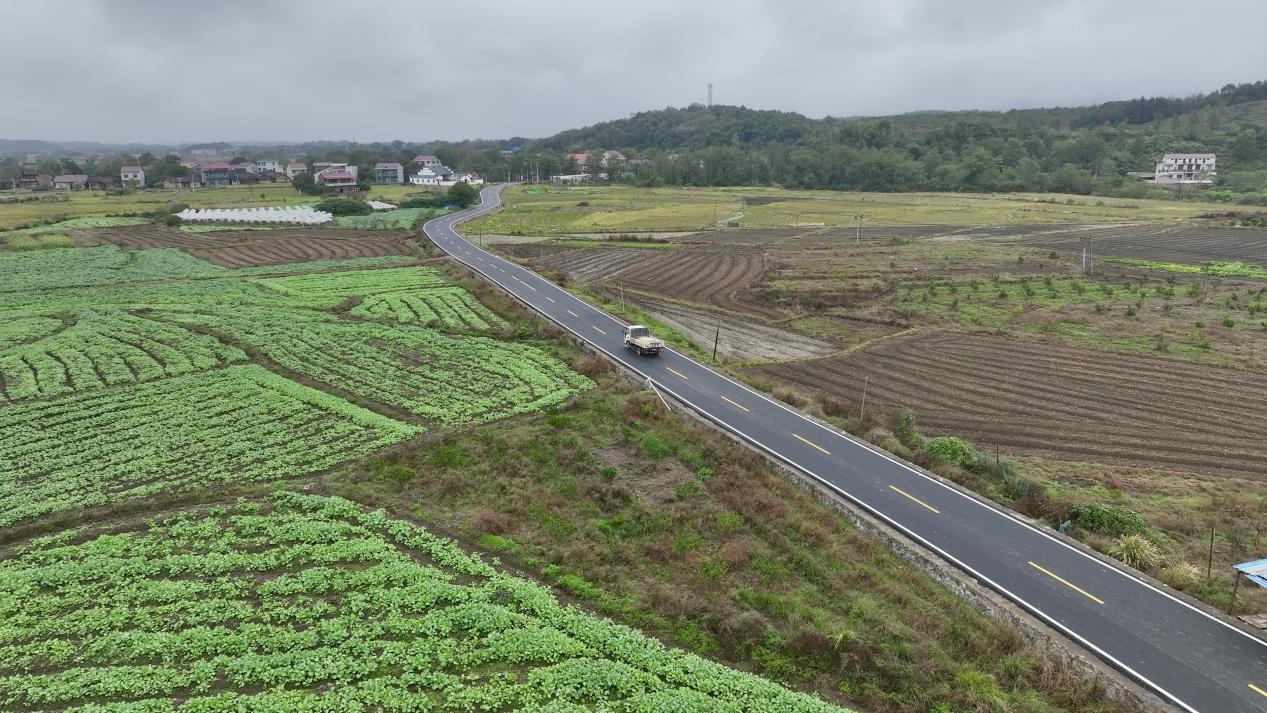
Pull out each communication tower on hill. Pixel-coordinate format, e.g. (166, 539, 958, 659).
(707, 83, 713, 108)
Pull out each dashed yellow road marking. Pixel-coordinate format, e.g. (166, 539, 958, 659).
(720, 395, 749, 412)
(567, 309, 579, 317)
(889, 485, 940, 514)
(1028, 561, 1105, 605)
(592, 325, 607, 335)
(665, 367, 689, 380)
(1250, 683, 1267, 698)
(791, 433, 830, 455)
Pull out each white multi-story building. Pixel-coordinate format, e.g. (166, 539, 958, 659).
(1154, 153, 1216, 185)
(254, 159, 282, 173)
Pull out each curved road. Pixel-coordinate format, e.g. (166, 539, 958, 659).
(425, 185, 1267, 713)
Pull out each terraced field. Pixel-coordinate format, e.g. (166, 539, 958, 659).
(1028, 224, 1267, 265)
(751, 330, 1267, 477)
(533, 247, 663, 282)
(0, 492, 845, 712)
(98, 224, 417, 267)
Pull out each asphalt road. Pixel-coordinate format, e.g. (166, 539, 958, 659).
(425, 185, 1267, 713)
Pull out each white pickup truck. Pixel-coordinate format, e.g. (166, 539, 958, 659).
(623, 324, 664, 356)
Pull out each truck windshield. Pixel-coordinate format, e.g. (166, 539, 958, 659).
(628, 327, 648, 338)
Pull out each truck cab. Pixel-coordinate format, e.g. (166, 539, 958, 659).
(623, 324, 664, 356)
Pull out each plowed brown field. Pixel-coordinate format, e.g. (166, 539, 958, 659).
(614, 250, 784, 320)
(97, 226, 415, 267)
(751, 331, 1267, 478)
(1028, 224, 1267, 265)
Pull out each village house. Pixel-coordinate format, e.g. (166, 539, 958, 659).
(198, 162, 235, 186)
(163, 176, 202, 190)
(14, 171, 53, 190)
(314, 167, 358, 194)
(179, 159, 201, 170)
(409, 164, 453, 186)
(52, 174, 88, 190)
(86, 176, 111, 191)
(254, 170, 290, 183)
(1155, 153, 1217, 185)
(254, 159, 282, 173)
(120, 165, 145, 186)
(413, 154, 442, 168)
(373, 162, 404, 184)
(602, 150, 627, 164)
(313, 162, 357, 180)
(286, 162, 307, 178)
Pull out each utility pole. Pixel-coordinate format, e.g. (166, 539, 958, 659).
(1207, 523, 1217, 583)
(855, 214, 864, 246)
(712, 325, 720, 362)
(859, 376, 868, 423)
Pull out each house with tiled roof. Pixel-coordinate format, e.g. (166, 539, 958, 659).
(314, 167, 359, 194)
(120, 165, 145, 186)
(286, 162, 308, 179)
(373, 162, 404, 184)
(52, 174, 88, 190)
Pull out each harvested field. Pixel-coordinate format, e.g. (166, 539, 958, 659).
(1028, 224, 1267, 265)
(680, 228, 820, 245)
(492, 242, 578, 260)
(609, 249, 785, 320)
(622, 293, 837, 361)
(97, 225, 416, 267)
(533, 247, 663, 282)
(752, 331, 1267, 477)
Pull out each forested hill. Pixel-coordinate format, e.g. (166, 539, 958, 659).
(520, 80, 1267, 202)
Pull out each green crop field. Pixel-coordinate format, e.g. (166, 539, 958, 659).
(350, 287, 510, 331)
(335, 206, 441, 230)
(0, 491, 844, 712)
(0, 243, 591, 526)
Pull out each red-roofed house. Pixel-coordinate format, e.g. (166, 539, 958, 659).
(373, 162, 404, 184)
(120, 165, 145, 186)
(566, 153, 590, 167)
(286, 162, 308, 179)
(53, 175, 88, 190)
(315, 167, 358, 194)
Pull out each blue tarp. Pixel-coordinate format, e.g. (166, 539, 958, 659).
(1234, 557, 1267, 588)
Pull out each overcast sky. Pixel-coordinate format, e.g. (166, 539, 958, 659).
(4, 0, 1266, 145)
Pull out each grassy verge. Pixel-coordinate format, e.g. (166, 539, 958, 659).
(329, 370, 1132, 713)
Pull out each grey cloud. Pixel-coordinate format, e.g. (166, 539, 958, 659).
(1, 0, 1264, 144)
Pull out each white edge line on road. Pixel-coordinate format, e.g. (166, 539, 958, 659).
(427, 187, 1246, 711)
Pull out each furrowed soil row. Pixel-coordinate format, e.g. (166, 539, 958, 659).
(1028, 224, 1267, 264)
(612, 250, 785, 320)
(97, 226, 416, 267)
(751, 331, 1267, 477)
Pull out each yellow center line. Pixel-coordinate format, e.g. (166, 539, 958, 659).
(592, 325, 607, 335)
(720, 395, 750, 412)
(665, 367, 689, 380)
(1028, 561, 1105, 605)
(567, 309, 579, 317)
(791, 433, 830, 455)
(888, 485, 940, 513)
(1251, 683, 1267, 698)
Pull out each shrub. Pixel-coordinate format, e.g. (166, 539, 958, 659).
(1158, 562, 1201, 590)
(1222, 315, 1236, 328)
(398, 195, 445, 209)
(1108, 533, 1163, 572)
(314, 198, 372, 216)
(894, 408, 923, 448)
(1071, 503, 1147, 536)
(924, 436, 973, 467)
